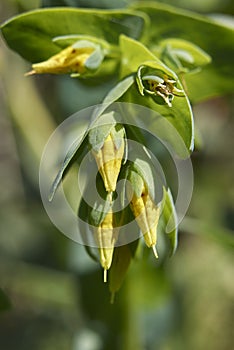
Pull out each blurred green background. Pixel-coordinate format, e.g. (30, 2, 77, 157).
(0, 1, 233, 349)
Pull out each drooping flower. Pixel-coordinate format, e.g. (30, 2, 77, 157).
(89, 123, 125, 193)
(93, 209, 119, 283)
(126, 162, 161, 257)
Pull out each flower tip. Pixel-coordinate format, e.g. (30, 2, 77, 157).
(152, 245, 158, 259)
(104, 268, 108, 283)
(24, 70, 36, 77)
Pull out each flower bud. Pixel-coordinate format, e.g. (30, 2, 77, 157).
(90, 124, 125, 192)
(94, 210, 118, 283)
(127, 164, 160, 257)
(25, 40, 104, 76)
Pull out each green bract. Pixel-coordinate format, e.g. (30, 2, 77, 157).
(136, 65, 185, 107)
(119, 36, 194, 154)
(131, 1, 234, 102)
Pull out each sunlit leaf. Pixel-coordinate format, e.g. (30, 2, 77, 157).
(119, 35, 194, 154)
(1, 8, 147, 63)
(131, 2, 234, 102)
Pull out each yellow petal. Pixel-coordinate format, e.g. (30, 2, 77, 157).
(93, 133, 125, 192)
(94, 211, 119, 282)
(26, 45, 95, 75)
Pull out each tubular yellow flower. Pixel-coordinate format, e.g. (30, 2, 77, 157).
(94, 210, 118, 282)
(25, 40, 103, 76)
(127, 166, 160, 257)
(91, 125, 125, 193)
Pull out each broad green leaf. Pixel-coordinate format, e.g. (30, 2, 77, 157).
(42, 0, 128, 9)
(52, 34, 112, 51)
(119, 34, 157, 78)
(1, 8, 147, 63)
(124, 83, 194, 157)
(131, 2, 234, 102)
(119, 35, 194, 154)
(159, 187, 178, 256)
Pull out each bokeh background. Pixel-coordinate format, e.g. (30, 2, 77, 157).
(0, 1, 233, 349)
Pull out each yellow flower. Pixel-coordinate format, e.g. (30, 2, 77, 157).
(25, 40, 103, 76)
(91, 125, 125, 192)
(127, 165, 160, 257)
(94, 210, 118, 282)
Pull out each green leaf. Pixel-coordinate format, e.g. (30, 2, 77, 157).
(52, 34, 112, 50)
(119, 35, 194, 154)
(49, 135, 88, 201)
(88, 111, 117, 152)
(120, 35, 177, 78)
(111, 124, 126, 150)
(129, 159, 157, 200)
(102, 75, 135, 108)
(119, 34, 157, 78)
(1, 8, 147, 63)
(78, 173, 112, 228)
(160, 187, 178, 256)
(93, 75, 135, 118)
(88, 111, 125, 153)
(126, 162, 145, 198)
(109, 243, 133, 300)
(89, 180, 112, 227)
(42, 0, 128, 9)
(49, 84, 133, 201)
(131, 2, 234, 102)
